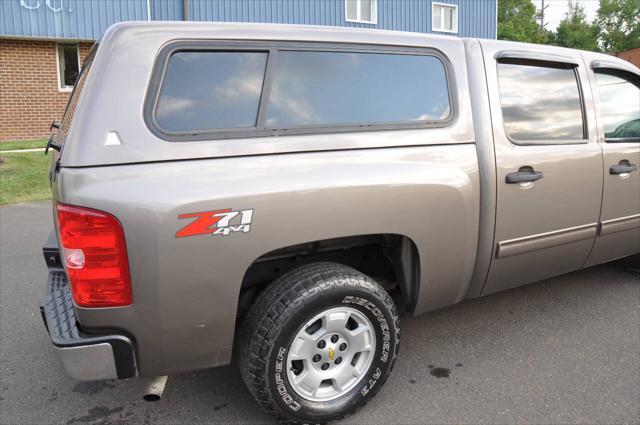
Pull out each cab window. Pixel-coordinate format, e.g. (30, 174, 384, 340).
(594, 70, 640, 142)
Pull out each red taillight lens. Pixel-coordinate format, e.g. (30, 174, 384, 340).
(56, 203, 132, 308)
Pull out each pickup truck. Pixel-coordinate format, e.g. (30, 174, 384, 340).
(40, 22, 640, 424)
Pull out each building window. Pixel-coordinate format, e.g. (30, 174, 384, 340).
(432, 2, 458, 33)
(345, 0, 377, 24)
(57, 44, 80, 91)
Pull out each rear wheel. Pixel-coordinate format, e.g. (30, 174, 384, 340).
(239, 262, 400, 424)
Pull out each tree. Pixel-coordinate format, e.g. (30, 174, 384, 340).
(596, 0, 640, 51)
(498, 0, 551, 44)
(555, 1, 600, 51)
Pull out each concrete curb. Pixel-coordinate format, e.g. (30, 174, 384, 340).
(0, 148, 46, 154)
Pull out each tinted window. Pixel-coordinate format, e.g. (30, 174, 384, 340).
(265, 51, 450, 127)
(498, 62, 584, 142)
(155, 51, 268, 132)
(595, 71, 640, 141)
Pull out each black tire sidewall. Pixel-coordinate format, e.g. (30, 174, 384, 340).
(265, 285, 399, 423)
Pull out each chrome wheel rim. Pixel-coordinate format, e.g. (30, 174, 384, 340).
(286, 306, 376, 402)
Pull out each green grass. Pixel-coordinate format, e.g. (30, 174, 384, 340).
(0, 139, 48, 151)
(0, 151, 52, 205)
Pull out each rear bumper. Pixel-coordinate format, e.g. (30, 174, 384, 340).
(40, 232, 136, 381)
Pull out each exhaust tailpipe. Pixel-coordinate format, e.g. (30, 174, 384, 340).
(143, 375, 168, 402)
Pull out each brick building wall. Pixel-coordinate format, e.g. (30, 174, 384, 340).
(614, 48, 640, 68)
(0, 39, 94, 142)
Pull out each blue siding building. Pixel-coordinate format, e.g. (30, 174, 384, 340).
(2, 0, 497, 40)
(0, 0, 496, 141)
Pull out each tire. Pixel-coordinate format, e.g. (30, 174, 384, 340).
(239, 262, 400, 424)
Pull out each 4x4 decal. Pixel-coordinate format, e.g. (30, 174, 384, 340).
(176, 209, 253, 238)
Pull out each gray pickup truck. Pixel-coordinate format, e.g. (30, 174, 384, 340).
(40, 22, 640, 424)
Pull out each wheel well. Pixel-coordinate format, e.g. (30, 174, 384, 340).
(237, 234, 420, 321)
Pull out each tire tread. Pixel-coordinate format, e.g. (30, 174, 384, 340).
(238, 262, 400, 424)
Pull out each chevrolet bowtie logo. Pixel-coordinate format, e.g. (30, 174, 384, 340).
(328, 347, 335, 361)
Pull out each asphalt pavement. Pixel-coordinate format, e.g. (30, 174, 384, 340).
(1, 201, 639, 424)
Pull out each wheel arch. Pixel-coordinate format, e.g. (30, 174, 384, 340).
(237, 233, 421, 321)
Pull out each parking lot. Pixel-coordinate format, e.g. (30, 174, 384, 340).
(1, 201, 639, 424)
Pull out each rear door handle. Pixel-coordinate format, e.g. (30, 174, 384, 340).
(609, 161, 637, 175)
(506, 168, 544, 184)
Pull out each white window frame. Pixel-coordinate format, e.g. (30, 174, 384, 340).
(56, 43, 81, 92)
(345, 0, 377, 25)
(432, 2, 459, 34)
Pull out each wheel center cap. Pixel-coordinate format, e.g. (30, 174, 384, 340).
(328, 346, 335, 361)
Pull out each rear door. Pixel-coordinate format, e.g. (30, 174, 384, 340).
(584, 59, 640, 266)
(479, 42, 603, 295)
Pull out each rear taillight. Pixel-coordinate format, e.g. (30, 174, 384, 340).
(55, 203, 132, 308)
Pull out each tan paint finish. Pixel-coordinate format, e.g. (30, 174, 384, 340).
(479, 40, 604, 295)
(61, 22, 474, 168)
(582, 51, 640, 266)
(63, 145, 480, 376)
(587, 143, 640, 265)
(48, 24, 640, 378)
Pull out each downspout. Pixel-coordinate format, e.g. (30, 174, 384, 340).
(146, 0, 151, 21)
(183, 0, 189, 21)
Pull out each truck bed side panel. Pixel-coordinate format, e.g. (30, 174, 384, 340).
(57, 145, 479, 376)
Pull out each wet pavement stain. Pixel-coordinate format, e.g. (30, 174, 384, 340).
(409, 379, 417, 384)
(428, 365, 451, 378)
(66, 406, 125, 424)
(456, 363, 463, 367)
(213, 402, 230, 411)
(73, 380, 116, 395)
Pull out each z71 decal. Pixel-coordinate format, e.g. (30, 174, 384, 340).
(176, 208, 253, 238)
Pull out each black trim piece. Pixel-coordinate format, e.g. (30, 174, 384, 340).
(143, 39, 458, 142)
(43, 230, 62, 269)
(574, 65, 589, 141)
(40, 270, 137, 379)
(505, 170, 543, 183)
(496, 50, 579, 66)
(255, 48, 277, 129)
(591, 60, 640, 77)
(604, 137, 640, 143)
(60, 141, 473, 169)
(610, 162, 637, 175)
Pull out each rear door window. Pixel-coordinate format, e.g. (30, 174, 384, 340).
(155, 51, 268, 132)
(497, 61, 586, 143)
(594, 71, 640, 142)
